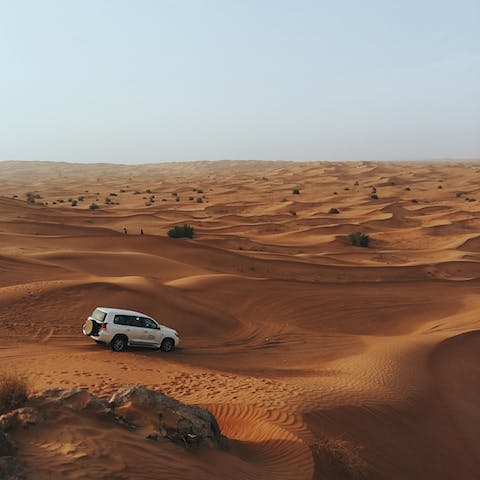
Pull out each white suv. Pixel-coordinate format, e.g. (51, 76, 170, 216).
(83, 307, 180, 352)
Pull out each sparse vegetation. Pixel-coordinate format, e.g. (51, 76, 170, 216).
(289, 210, 297, 216)
(292, 188, 300, 195)
(370, 194, 379, 200)
(329, 208, 340, 214)
(89, 203, 99, 210)
(168, 224, 194, 239)
(0, 372, 29, 414)
(405, 187, 411, 191)
(71, 200, 78, 206)
(26, 192, 40, 204)
(348, 232, 370, 247)
(189, 196, 194, 201)
(196, 197, 203, 203)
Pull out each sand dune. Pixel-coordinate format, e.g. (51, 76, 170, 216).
(1, 160, 480, 479)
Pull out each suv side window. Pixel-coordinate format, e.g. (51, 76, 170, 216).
(114, 315, 142, 327)
(114, 315, 129, 325)
(142, 317, 157, 329)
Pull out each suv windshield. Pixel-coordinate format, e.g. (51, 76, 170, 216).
(91, 308, 107, 322)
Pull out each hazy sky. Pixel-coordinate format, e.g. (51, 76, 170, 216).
(1, 0, 479, 163)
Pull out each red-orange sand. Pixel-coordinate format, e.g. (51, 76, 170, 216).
(1, 160, 480, 479)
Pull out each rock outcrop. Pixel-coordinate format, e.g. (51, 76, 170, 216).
(109, 386, 227, 449)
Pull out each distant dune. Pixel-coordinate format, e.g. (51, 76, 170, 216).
(1, 160, 480, 478)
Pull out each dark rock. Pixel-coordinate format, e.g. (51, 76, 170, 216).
(328, 208, 340, 214)
(0, 456, 27, 480)
(0, 431, 14, 456)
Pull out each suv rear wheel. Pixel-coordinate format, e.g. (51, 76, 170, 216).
(111, 335, 127, 352)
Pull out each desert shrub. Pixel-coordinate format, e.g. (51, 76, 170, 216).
(371, 186, 377, 193)
(405, 187, 411, 191)
(172, 192, 178, 197)
(71, 200, 78, 206)
(110, 192, 118, 196)
(455, 192, 463, 198)
(290, 210, 297, 216)
(146, 189, 152, 193)
(176, 197, 180, 202)
(78, 196, 84, 201)
(105, 197, 112, 204)
(354, 181, 359, 186)
(329, 208, 340, 214)
(168, 224, 194, 239)
(89, 203, 99, 210)
(189, 196, 194, 201)
(133, 190, 140, 195)
(0, 373, 29, 413)
(67, 198, 72, 202)
(26, 192, 36, 204)
(370, 194, 379, 200)
(292, 188, 300, 195)
(344, 187, 349, 191)
(197, 189, 203, 194)
(411, 199, 418, 203)
(333, 191, 338, 195)
(196, 197, 203, 203)
(349, 232, 369, 247)
(120, 189, 126, 193)
(438, 185, 442, 189)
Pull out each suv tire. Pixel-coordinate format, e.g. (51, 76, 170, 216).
(84, 319, 100, 336)
(161, 338, 175, 352)
(111, 335, 127, 352)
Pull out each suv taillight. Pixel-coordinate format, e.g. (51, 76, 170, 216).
(101, 323, 107, 329)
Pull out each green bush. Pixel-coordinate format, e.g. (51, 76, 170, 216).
(168, 224, 194, 239)
(348, 232, 370, 247)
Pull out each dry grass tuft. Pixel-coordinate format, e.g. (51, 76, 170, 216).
(0, 372, 30, 413)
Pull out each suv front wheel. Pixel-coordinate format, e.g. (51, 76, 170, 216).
(160, 338, 175, 352)
(111, 335, 127, 352)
